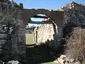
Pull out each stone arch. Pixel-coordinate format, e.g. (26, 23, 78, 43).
(29, 13, 51, 23)
(20, 9, 64, 26)
(20, 8, 64, 40)
(20, 8, 64, 49)
(25, 10, 58, 35)
(21, 9, 53, 25)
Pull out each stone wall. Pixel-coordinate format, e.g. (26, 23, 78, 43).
(33, 23, 60, 49)
(34, 24, 55, 44)
(0, 1, 26, 62)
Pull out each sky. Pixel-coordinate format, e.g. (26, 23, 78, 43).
(13, 0, 85, 27)
(14, 0, 85, 10)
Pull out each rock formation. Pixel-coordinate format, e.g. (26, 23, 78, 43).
(0, 0, 26, 62)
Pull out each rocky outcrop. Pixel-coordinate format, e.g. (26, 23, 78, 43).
(62, 2, 85, 26)
(54, 55, 82, 64)
(0, 1, 26, 62)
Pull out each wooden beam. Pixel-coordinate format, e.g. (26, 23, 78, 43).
(28, 21, 52, 24)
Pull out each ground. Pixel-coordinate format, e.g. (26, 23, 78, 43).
(26, 33, 57, 64)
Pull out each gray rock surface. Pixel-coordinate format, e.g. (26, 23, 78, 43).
(0, 1, 26, 61)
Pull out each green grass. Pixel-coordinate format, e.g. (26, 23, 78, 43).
(25, 33, 33, 44)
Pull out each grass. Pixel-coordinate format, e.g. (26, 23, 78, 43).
(25, 33, 33, 44)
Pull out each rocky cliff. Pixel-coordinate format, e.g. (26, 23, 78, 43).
(0, 0, 26, 62)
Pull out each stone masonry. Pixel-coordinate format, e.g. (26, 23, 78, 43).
(0, 0, 26, 62)
(34, 24, 55, 45)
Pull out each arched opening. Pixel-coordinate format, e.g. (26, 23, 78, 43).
(25, 13, 58, 63)
(25, 13, 57, 45)
(25, 14, 50, 45)
(31, 14, 47, 22)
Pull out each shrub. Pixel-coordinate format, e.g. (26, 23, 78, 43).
(65, 27, 85, 62)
